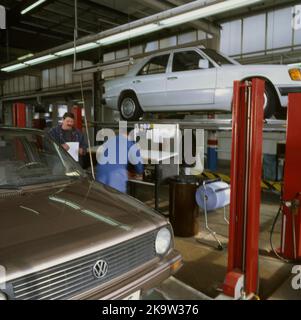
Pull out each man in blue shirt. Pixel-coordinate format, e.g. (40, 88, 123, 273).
(96, 131, 144, 193)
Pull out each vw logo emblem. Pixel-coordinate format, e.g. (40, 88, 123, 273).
(92, 260, 108, 279)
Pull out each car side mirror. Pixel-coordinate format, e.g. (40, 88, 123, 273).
(199, 59, 209, 69)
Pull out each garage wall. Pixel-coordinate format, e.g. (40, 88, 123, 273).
(3, 76, 40, 96)
(42, 60, 93, 89)
(220, 5, 299, 61)
(1, 60, 93, 98)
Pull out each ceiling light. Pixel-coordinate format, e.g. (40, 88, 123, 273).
(160, 0, 263, 27)
(1, 64, 27, 72)
(21, 0, 47, 15)
(18, 53, 34, 61)
(97, 24, 162, 45)
(55, 43, 99, 57)
(24, 54, 56, 65)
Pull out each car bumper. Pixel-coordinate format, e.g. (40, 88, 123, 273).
(70, 249, 183, 300)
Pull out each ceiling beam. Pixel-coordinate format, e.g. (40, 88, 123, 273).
(30, 14, 94, 35)
(83, 0, 138, 21)
(140, 0, 220, 36)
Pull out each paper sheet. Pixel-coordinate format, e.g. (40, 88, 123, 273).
(66, 142, 79, 162)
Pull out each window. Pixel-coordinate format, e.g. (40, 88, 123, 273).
(172, 51, 203, 72)
(220, 20, 242, 56)
(138, 55, 170, 76)
(202, 49, 234, 65)
(242, 14, 266, 53)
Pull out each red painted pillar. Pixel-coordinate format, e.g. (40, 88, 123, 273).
(281, 93, 301, 261)
(72, 106, 82, 131)
(223, 79, 265, 298)
(13, 103, 26, 128)
(12, 103, 26, 160)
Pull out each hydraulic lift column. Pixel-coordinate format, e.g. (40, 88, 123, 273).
(13, 103, 26, 128)
(72, 105, 83, 131)
(223, 79, 265, 299)
(281, 93, 301, 261)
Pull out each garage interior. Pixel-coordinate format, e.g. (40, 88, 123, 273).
(0, 0, 301, 301)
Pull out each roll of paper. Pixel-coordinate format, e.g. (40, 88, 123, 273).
(195, 181, 230, 211)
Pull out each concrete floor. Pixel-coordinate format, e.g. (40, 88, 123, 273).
(134, 184, 300, 300)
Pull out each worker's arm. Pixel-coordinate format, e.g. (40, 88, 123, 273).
(77, 130, 88, 155)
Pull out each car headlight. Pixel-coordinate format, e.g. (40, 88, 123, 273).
(0, 291, 8, 300)
(155, 227, 172, 255)
(289, 68, 301, 81)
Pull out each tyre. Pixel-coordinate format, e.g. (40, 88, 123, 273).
(264, 85, 279, 119)
(119, 92, 143, 121)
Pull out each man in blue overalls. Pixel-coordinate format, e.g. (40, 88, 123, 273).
(96, 130, 144, 193)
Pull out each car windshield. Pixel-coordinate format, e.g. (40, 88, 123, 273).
(0, 130, 85, 189)
(202, 49, 236, 66)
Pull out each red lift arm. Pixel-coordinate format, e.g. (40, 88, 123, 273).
(223, 79, 265, 298)
(281, 93, 301, 261)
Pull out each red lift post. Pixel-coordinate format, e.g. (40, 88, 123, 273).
(13, 103, 26, 128)
(223, 79, 265, 299)
(281, 93, 301, 261)
(72, 106, 83, 131)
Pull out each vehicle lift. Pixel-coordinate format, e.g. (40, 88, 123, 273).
(222, 79, 301, 299)
(280, 93, 301, 261)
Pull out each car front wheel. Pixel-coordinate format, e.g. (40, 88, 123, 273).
(119, 93, 143, 121)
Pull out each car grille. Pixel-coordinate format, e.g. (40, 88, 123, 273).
(10, 231, 157, 300)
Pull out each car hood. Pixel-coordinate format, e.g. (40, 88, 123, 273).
(0, 179, 167, 280)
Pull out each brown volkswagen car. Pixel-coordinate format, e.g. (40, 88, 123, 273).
(0, 127, 182, 300)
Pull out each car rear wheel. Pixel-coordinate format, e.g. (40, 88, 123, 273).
(264, 84, 286, 119)
(263, 85, 277, 119)
(119, 93, 143, 121)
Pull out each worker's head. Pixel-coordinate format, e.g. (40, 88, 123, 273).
(62, 112, 75, 130)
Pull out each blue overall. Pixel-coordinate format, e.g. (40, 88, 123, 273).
(96, 136, 144, 193)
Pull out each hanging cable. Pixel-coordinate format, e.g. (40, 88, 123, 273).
(80, 77, 95, 180)
(73, 0, 78, 70)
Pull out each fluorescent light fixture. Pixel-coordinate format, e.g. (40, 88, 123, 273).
(18, 53, 34, 61)
(24, 54, 56, 65)
(160, 0, 263, 27)
(21, 0, 47, 15)
(55, 42, 99, 57)
(1, 63, 27, 72)
(97, 24, 161, 45)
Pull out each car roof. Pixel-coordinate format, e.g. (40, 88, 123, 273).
(126, 46, 205, 76)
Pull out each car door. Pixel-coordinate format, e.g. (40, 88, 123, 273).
(131, 54, 170, 110)
(166, 49, 217, 110)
